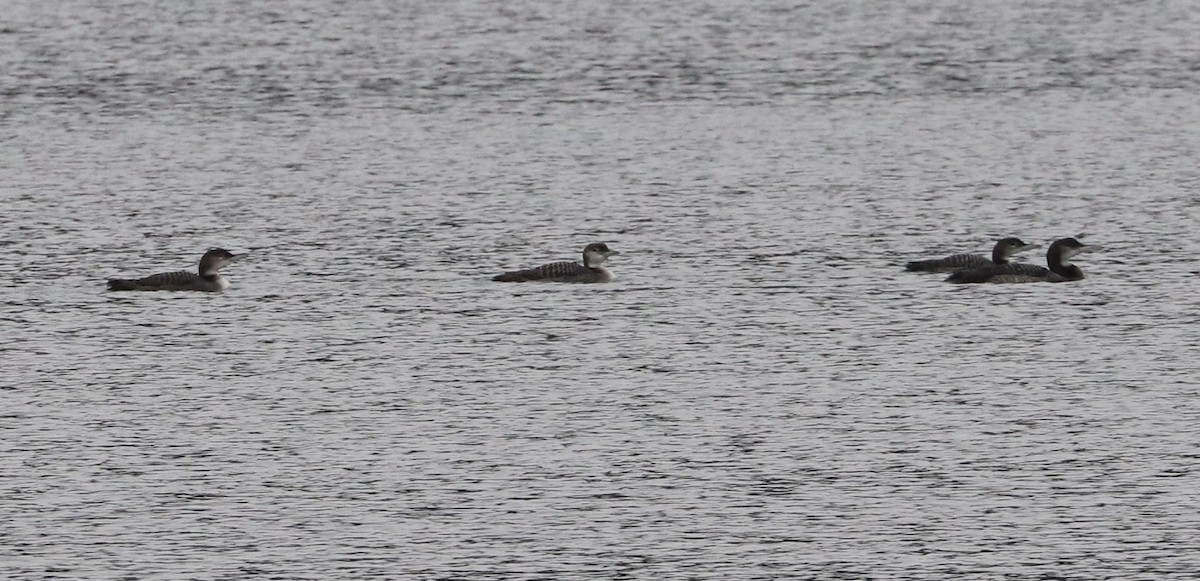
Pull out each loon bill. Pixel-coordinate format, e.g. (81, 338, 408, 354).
(493, 242, 619, 283)
(107, 248, 239, 292)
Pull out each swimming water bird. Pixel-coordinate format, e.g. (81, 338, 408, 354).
(107, 248, 239, 292)
(493, 243, 619, 283)
(945, 237, 1089, 284)
(905, 237, 1035, 273)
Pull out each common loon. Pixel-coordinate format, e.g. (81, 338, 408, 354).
(493, 242, 619, 283)
(905, 237, 1034, 273)
(107, 248, 238, 292)
(946, 238, 1089, 284)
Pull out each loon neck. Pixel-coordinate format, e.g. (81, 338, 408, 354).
(1047, 252, 1080, 278)
(200, 270, 221, 280)
(583, 254, 604, 268)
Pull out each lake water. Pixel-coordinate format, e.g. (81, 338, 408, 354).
(3, 0, 1200, 578)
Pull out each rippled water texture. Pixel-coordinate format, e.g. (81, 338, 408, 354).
(3, 0, 1200, 578)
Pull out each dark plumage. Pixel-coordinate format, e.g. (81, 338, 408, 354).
(493, 243, 619, 283)
(946, 238, 1088, 284)
(905, 237, 1034, 273)
(107, 248, 238, 292)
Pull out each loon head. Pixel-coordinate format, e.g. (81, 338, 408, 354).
(993, 237, 1036, 262)
(582, 242, 619, 268)
(1048, 237, 1088, 264)
(199, 248, 237, 276)
(998, 237, 1035, 254)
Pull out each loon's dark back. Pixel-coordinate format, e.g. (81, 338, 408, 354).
(945, 262, 1051, 284)
(492, 261, 606, 283)
(107, 271, 224, 291)
(905, 253, 992, 273)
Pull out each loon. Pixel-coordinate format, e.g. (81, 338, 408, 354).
(905, 237, 1035, 273)
(946, 238, 1089, 284)
(493, 242, 619, 283)
(107, 248, 238, 292)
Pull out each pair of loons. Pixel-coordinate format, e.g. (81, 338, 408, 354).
(905, 237, 1091, 283)
(106, 243, 621, 292)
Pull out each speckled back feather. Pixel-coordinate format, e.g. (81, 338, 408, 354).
(945, 262, 1051, 284)
(492, 261, 610, 283)
(905, 253, 990, 273)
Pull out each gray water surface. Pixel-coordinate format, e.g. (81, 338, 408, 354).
(3, 1, 1200, 579)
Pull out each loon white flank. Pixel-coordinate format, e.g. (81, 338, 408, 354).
(905, 237, 1034, 273)
(945, 237, 1089, 284)
(493, 243, 619, 283)
(107, 248, 239, 292)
